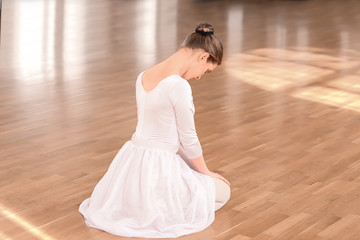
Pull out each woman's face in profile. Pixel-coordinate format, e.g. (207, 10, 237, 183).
(184, 61, 217, 81)
(192, 62, 217, 80)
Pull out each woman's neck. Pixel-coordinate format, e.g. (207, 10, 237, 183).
(160, 48, 194, 78)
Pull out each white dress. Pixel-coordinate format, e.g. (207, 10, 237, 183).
(79, 71, 215, 238)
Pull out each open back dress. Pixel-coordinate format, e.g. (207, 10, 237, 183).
(79, 71, 215, 238)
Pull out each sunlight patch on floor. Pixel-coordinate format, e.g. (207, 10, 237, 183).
(224, 48, 360, 113)
(328, 75, 360, 93)
(291, 86, 360, 112)
(225, 53, 334, 91)
(0, 230, 12, 240)
(248, 48, 360, 71)
(0, 203, 56, 240)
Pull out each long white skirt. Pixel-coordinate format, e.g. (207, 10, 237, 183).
(79, 139, 215, 238)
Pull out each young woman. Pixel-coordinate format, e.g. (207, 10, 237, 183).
(79, 23, 231, 238)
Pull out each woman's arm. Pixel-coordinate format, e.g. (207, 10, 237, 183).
(170, 79, 230, 186)
(170, 79, 203, 159)
(190, 155, 230, 186)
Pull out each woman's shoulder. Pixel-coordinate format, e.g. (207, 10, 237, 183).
(167, 74, 187, 84)
(167, 75, 191, 92)
(167, 76, 193, 102)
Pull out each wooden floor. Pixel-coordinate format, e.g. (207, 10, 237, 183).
(1, 0, 360, 239)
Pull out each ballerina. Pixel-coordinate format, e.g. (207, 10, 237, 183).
(79, 22, 230, 238)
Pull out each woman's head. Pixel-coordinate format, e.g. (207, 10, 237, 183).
(181, 23, 223, 65)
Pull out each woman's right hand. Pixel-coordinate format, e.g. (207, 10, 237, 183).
(188, 154, 230, 186)
(206, 171, 230, 186)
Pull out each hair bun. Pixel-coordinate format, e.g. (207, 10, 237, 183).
(195, 23, 214, 35)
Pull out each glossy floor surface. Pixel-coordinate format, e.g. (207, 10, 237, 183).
(1, 0, 360, 239)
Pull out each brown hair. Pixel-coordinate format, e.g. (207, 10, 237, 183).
(181, 23, 223, 65)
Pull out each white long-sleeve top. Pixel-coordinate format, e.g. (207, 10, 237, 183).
(133, 71, 203, 159)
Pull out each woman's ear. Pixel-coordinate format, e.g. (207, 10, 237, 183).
(199, 52, 210, 63)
